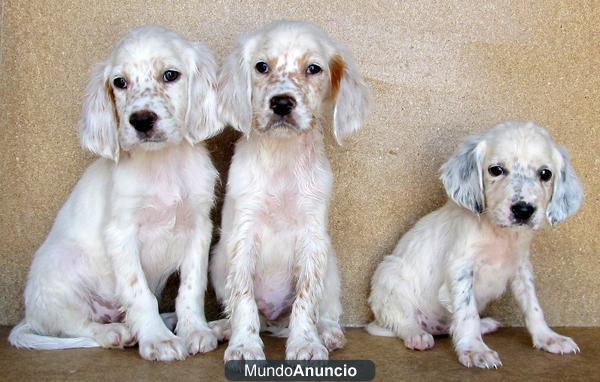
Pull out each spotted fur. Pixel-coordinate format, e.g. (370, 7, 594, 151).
(368, 121, 583, 369)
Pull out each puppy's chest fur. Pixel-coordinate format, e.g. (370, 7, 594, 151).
(138, 184, 192, 291)
(245, 136, 330, 321)
(438, 231, 526, 315)
(257, 175, 307, 229)
(466, 226, 531, 310)
(254, 141, 328, 230)
(253, 164, 321, 321)
(137, 193, 195, 237)
(115, 147, 215, 290)
(134, 167, 205, 232)
(471, 232, 521, 306)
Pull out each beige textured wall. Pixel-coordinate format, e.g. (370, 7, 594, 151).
(0, 1, 598, 326)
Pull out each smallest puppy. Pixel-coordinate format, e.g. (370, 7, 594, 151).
(368, 121, 583, 368)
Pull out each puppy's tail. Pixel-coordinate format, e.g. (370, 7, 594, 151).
(365, 322, 396, 337)
(8, 321, 100, 350)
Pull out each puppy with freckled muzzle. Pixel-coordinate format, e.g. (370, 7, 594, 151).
(367, 121, 584, 368)
(209, 21, 369, 361)
(9, 26, 222, 361)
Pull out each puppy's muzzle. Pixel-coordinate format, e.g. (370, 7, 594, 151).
(510, 201, 536, 224)
(270, 95, 296, 117)
(129, 110, 158, 134)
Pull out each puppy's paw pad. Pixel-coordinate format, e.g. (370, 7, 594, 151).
(139, 337, 186, 361)
(287, 341, 329, 360)
(535, 333, 580, 354)
(457, 348, 502, 369)
(480, 318, 501, 335)
(320, 325, 346, 351)
(224, 342, 265, 362)
(183, 329, 218, 354)
(404, 332, 435, 351)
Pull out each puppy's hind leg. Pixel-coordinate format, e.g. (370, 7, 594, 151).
(14, 285, 134, 350)
(318, 252, 345, 352)
(85, 322, 135, 348)
(48, 295, 135, 348)
(12, 246, 136, 350)
(370, 293, 434, 350)
(368, 261, 434, 351)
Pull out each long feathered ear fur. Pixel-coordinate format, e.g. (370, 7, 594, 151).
(184, 42, 222, 143)
(329, 45, 370, 144)
(217, 39, 255, 136)
(440, 134, 487, 214)
(80, 62, 119, 161)
(547, 145, 584, 225)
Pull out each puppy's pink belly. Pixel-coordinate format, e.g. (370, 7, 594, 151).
(255, 281, 294, 321)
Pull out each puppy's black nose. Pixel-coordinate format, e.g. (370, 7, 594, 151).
(129, 110, 158, 132)
(270, 95, 296, 116)
(511, 202, 536, 222)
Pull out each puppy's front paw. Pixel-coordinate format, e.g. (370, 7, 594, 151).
(224, 339, 265, 362)
(181, 328, 218, 355)
(286, 340, 329, 360)
(456, 341, 502, 369)
(534, 332, 580, 355)
(319, 322, 346, 351)
(139, 335, 186, 361)
(404, 332, 435, 351)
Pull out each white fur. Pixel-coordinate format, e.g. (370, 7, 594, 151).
(368, 121, 583, 369)
(210, 21, 369, 361)
(9, 26, 222, 361)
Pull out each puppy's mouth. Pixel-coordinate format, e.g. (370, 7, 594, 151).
(264, 115, 299, 131)
(509, 221, 534, 229)
(140, 136, 166, 143)
(136, 130, 167, 144)
(137, 134, 168, 150)
(503, 217, 540, 230)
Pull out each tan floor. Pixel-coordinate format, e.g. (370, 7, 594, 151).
(1, 327, 597, 381)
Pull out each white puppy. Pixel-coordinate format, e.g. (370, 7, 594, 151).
(210, 21, 369, 361)
(368, 121, 583, 368)
(9, 26, 222, 361)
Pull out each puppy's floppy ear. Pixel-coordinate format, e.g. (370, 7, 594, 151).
(440, 134, 487, 214)
(329, 46, 370, 144)
(80, 61, 119, 161)
(218, 39, 254, 136)
(547, 145, 584, 225)
(184, 42, 222, 143)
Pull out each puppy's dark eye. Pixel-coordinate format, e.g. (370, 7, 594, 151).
(306, 64, 322, 75)
(488, 165, 505, 177)
(255, 62, 269, 74)
(163, 70, 180, 82)
(539, 169, 552, 182)
(113, 77, 127, 89)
